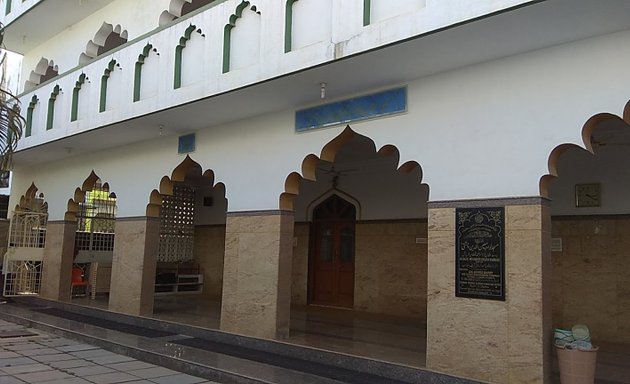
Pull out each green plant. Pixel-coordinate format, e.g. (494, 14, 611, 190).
(0, 23, 24, 171)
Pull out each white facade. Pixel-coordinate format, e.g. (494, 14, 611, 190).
(3, 0, 630, 219)
(3, 1, 630, 382)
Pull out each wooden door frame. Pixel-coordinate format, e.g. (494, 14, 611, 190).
(307, 217, 356, 307)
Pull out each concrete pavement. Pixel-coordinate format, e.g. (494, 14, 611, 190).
(0, 318, 218, 384)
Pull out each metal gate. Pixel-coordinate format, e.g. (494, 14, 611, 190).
(3, 211, 47, 296)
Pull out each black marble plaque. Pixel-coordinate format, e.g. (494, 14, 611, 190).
(455, 207, 505, 301)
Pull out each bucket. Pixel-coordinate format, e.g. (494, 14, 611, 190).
(556, 345, 598, 384)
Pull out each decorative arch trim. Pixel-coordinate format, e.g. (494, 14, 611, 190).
(134, 44, 158, 102)
(146, 155, 222, 217)
(363, 0, 371, 26)
(79, 22, 128, 65)
(25, 58, 58, 91)
(25, 95, 39, 137)
(284, 0, 299, 53)
(71, 73, 89, 122)
(159, 0, 217, 26)
(100, 59, 119, 112)
(279, 125, 427, 210)
(46, 85, 61, 131)
(15, 183, 48, 214)
(65, 170, 116, 221)
(222, 1, 261, 73)
(540, 99, 630, 197)
(174, 24, 204, 89)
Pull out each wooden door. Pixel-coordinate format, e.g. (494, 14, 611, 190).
(310, 195, 355, 308)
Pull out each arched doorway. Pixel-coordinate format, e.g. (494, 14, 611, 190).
(543, 102, 630, 382)
(2, 184, 48, 296)
(69, 172, 117, 307)
(148, 156, 227, 329)
(284, 127, 429, 367)
(310, 194, 356, 308)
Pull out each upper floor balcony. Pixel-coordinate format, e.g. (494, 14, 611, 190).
(10, 0, 630, 166)
(1, 0, 117, 54)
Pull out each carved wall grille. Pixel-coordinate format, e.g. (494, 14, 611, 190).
(158, 184, 195, 262)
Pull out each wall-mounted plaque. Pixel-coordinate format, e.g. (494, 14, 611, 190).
(455, 207, 505, 301)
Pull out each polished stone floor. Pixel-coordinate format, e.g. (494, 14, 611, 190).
(73, 295, 427, 368)
(71, 295, 630, 383)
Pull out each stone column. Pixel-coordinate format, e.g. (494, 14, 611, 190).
(220, 210, 293, 339)
(426, 198, 551, 384)
(41, 221, 76, 301)
(109, 217, 159, 316)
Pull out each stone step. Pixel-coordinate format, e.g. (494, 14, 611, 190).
(0, 297, 478, 384)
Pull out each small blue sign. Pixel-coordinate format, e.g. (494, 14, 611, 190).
(178, 133, 195, 154)
(295, 87, 407, 132)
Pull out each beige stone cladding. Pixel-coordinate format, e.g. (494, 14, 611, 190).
(221, 211, 293, 340)
(551, 216, 630, 344)
(291, 221, 427, 319)
(426, 202, 550, 384)
(193, 225, 226, 301)
(355, 221, 427, 319)
(41, 221, 76, 302)
(109, 217, 159, 317)
(291, 223, 310, 306)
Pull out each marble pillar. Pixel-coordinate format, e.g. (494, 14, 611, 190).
(220, 211, 293, 340)
(109, 217, 159, 317)
(426, 199, 551, 384)
(41, 221, 76, 301)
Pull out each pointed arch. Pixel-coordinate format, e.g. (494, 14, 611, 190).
(280, 125, 428, 210)
(100, 59, 120, 112)
(71, 73, 89, 122)
(146, 155, 221, 217)
(222, 1, 261, 73)
(174, 24, 204, 89)
(307, 189, 361, 221)
(15, 183, 48, 213)
(65, 171, 114, 221)
(79, 22, 128, 65)
(46, 85, 62, 131)
(540, 99, 630, 197)
(25, 95, 39, 137)
(284, 0, 298, 53)
(134, 43, 159, 102)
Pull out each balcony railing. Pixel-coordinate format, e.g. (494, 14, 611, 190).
(15, 0, 532, 154)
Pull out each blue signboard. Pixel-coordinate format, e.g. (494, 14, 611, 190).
(178, 133, 196, 154)
(295, 87, 407, 132)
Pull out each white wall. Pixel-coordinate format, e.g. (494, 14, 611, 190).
(16, 0, 533, 140)
(19, 0, 171, 89)
(291, 0, 332, 51)
(11, 26, 630, 220)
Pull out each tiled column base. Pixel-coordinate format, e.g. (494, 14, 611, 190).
(41, 221, 77, 301)
(426, 198, 551, 384)
(220, 211, 293, 340)
(109, 217, 159, 317)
